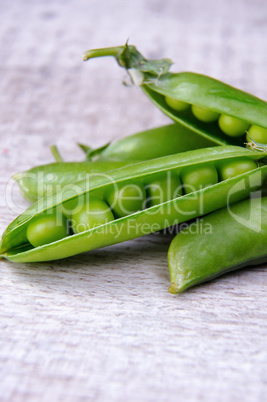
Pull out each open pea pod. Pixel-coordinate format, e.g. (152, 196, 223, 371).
(168, 196, 267, 294)
(83, 43, 267, 147)
(1, 146, 267, 263)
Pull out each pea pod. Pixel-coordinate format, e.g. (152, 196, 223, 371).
(168, 196, 267, 294)
(13, 160, 131, 202)
(14, 124, 215, 202)
(83, 43, 267, 147)
(96, 123, 215, 161)
(1, 146, 267, 263)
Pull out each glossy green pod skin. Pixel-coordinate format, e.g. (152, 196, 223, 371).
(83, 43, 267, 146)
(98, 123, 215, 161)
(13, 160, 131, 202)
(14, 124, 215, 202)
(168, 196, 267, 294)
(1, 146, 267, 263)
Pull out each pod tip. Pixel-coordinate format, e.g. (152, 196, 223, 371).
(168, 282, 179, 294)
(12, 173, 22, 181)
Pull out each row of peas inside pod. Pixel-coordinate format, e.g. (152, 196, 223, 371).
(165, 96, 267, 142)
(26, 154, 259, 248)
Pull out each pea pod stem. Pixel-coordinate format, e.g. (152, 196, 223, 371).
(168, 196, 267, 294)
(50, 145, 64, 162)
(77, 143, 92, 158)
(83, 42, 172, 76)
(78, 143, 110, 161)
(83, 46, 124, 62)
(1, 146, 267, 263)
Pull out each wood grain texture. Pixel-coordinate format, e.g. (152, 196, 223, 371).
(0, 1, 267, 401)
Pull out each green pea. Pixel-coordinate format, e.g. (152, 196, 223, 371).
(246, 125, 267, 144)
(219, 158, 258, 181)
(191, 105, 220, 123)
(62, 195, 91, 219)
(27, 211, 67, 247)
(105, 181, 146, 218)
(165, 96, 190, 112)
(218, 115, 250, 137)
(145, 171, 182, 207)
(60, 194, 83, 219)
(71, 196, 114, 233)
(181, 164, 218, 194)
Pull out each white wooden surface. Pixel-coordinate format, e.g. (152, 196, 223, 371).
(1, 1, 267, 401)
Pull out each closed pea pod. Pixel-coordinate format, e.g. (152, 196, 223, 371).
(14, 124, 216, 203)
(83, 43, 267, 147)
(168, 196, 267, 294)
(1, 146, 267, 263)
(97, 123, 216, 161)
(13, 160, 131, 203)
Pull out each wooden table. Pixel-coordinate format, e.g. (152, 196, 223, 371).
(1, 1, 267, 401)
